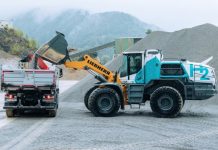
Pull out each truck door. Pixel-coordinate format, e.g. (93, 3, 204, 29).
(120, 53, 142, 83)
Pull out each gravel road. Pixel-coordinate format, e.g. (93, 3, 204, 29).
(0, 82, 217, 150)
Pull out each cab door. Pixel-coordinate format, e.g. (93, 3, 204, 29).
(120, 53, 143, 83)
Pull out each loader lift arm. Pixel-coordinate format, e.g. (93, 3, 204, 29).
(64, 55, 122, 84)
(35, 32, 128, 111)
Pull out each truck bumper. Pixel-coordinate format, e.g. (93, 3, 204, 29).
(194, 89, 217, 100)
(3, 105, 56, 110)
(187, 84, 217, 100)
(3, 102, 57, 110)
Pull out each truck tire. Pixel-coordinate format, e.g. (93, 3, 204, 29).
(84, 87, 97, 111)
(88, 87, 120, 117)
(150, 86, 183, 118)
(6, 109, 14, 117)
(182, 99, 186, 108)
(47, 93, 59, 117)
(56, 94, 59, 109)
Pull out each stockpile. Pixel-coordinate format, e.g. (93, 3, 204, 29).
(69, 23, 218, 104)
(128, 23, 218, 72)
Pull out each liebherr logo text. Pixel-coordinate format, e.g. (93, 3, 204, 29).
(87, 60, 110, 75)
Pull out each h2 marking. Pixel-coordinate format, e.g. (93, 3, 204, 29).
(190, 64, 209, 80)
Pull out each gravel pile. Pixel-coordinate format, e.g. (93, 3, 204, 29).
(70, 23, 218, 103)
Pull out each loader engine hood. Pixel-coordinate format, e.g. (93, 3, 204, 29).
(36, 32, 69, 65)
(181, 60, 216, 85)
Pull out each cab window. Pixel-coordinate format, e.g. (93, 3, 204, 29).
(129, 54, 142, 75)
(120, 54, 142, 77)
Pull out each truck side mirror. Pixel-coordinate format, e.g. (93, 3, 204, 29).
(59, 68, 63, 78)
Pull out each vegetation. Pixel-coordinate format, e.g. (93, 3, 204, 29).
(0, 26, 38, 56)
(146, 29, 152, 35)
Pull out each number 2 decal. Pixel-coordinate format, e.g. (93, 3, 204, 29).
(190, 64, 209, 80)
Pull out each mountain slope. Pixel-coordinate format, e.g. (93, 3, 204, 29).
(13, 9, 160, 49)
(0, 27, 37, 55)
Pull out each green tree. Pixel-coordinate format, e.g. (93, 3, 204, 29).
(14, 29, 24, 37)
(146, 29, 152, 35)
(28, 38, 37, 49)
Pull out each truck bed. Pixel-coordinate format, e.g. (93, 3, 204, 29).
(1, 68, 58, 90)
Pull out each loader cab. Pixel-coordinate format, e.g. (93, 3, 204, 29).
(120, 49, 163, 83)
(120, 51, 144, 82)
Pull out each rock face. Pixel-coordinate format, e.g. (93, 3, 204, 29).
(69, 24, 218, 103)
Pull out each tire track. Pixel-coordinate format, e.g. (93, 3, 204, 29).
(1, 118, 49, 150)
(92, 119, 218, 150)
(0, 118, 15, 129)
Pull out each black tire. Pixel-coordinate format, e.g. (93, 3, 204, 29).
(48, 109, 57, 117)
(48, 94, 58, 117)
(150, 86, 183, 118)
(6, 109, 14, 117)
(88, 87, 120, 117)
(56, 94, 59, 109)
(84, 87, 97, 111)
(182, 99, 186, 108)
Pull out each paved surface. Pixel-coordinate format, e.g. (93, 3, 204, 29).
(0, 83, 218, 150)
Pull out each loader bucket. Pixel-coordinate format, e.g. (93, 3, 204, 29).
(36, 32, 68, 65)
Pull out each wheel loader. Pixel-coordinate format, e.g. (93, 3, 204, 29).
(35, 32, 217, 117)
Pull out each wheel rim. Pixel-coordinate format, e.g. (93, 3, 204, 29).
(157, 95, 173, 111)
(97, 96, 113, 113)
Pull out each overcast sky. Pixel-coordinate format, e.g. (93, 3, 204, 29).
(0, 0, 218, 31)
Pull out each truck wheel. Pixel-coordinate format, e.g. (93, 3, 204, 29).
(88, 87, 120, 117)
(56, 94, 59, 109)
(150, 86, 183, 118)
(84, 87, 97, 111)
(48, 109, 57, 117)
(182, 99, 186, 107)
(6, 109, 14, 117)
(84, 96, 89, 111)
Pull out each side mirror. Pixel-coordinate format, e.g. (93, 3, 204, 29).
(59, 68, 63, 78)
